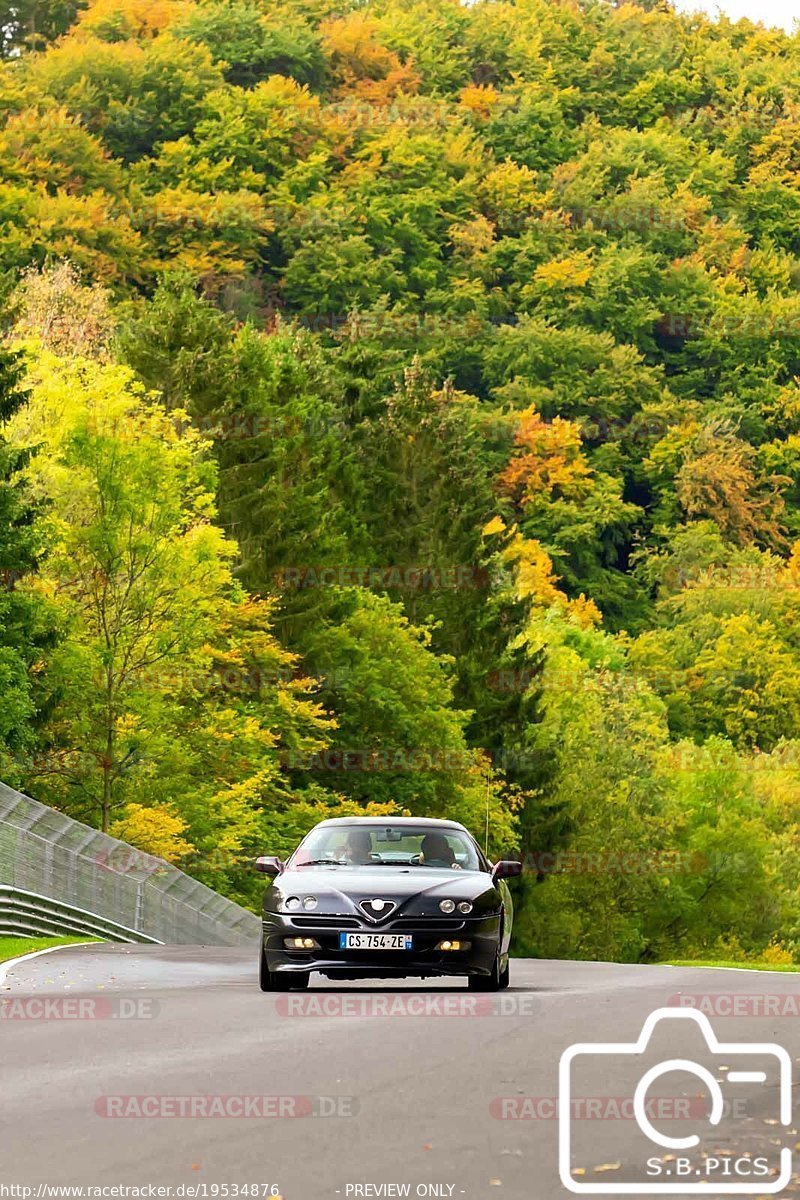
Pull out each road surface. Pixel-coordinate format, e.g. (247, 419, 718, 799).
(2, 946, 799, 1198)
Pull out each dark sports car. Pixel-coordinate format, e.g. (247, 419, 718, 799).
(256, 816, 521, 992)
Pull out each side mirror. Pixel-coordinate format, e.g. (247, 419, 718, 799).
(255, 855, 283, 877)
(492, 859, 522, 881)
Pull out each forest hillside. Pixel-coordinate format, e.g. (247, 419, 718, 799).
(1, 0, 799, 962)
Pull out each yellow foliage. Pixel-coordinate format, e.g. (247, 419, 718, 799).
(204, 773, 278, 857)
(479, 160, 547, 222)
(110, 804, 195, 864)
(503, 534, 564, 608)
(458, 84, 502, 119)
(534, 252, 594, 290)
(482, 515, 507, 537)
(785, 541, 800, 579)
(568, 593, 603, 629)
(761, 941, 794, 965)
(499, 532, 602, 627)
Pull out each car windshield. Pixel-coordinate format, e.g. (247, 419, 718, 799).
(290, 825, 482, 871)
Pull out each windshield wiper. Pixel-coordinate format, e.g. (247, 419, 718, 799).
(368, 860, 419, 865)
(293, 857, 447, 868)
(293, 858, 344, 867)
(293, 858, 418, 867)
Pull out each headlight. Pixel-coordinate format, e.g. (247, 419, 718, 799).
(457, 901, 473, 914)
(303, 896, 318, 910)
(439, 899, 456, 913)
(284, 896, 301, 911)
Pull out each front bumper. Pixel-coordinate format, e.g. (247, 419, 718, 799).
(262, 911, 501, 979)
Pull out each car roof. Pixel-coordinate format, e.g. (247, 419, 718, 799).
(312, 816, 470, 831)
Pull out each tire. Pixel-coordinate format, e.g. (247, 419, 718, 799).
(259, 945, 272, 992)
(259, 947, 310, 992)
(498, 956, 510, 990)
(468, 954, 501, 992)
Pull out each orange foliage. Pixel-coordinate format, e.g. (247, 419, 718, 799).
(320, 12, 419, 98)
(500, 407, 592, 505)
(76, 0, 192, 39)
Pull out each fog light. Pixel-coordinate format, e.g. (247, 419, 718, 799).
(439, 899, 456, 913)
(436, 940, 471, 951)
(284, 937, 319, 950)
(303, 896, 318, 910)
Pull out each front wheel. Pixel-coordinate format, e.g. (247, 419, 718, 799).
(260, 948, 310, 992)
(259, 945, 272, 992)
(468, 954, 501, 992)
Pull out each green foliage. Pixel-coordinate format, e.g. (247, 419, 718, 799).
(24, 34, 224, 161)
(115, 272, 237, 411)
(173, 1, 325, 89)
(630, 537, 800, 750)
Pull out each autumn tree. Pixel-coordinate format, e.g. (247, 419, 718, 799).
(10, 352, 330, 840)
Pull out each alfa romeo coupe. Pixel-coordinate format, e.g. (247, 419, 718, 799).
(256, 816, 521, 991)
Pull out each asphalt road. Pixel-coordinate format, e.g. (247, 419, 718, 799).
(2, 946, 799, 1199)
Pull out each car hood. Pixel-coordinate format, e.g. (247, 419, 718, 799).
(265, 865, 498, 917)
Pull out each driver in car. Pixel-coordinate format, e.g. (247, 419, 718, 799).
(344, 829, 374, 865)
(420, 832, 460, 868)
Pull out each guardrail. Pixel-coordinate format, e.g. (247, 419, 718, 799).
(0, 885, 161, 943)
(0, 782, 261, 945)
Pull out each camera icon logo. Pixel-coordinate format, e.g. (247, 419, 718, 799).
(559, 1007, 792, 1194)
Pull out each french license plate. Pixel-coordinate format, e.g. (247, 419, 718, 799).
(339, 933, 413, 950)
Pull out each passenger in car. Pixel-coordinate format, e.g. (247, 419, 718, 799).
(420, 833, 457, 868)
